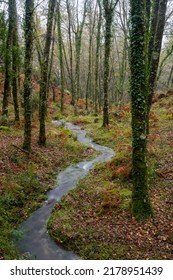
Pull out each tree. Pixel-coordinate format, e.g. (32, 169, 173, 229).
(47, 16, 56, 102)
(1, 0, 13, 125)
(11, 0, 20, 123)
(129, 0, 152, 220)
(1, 0, 20, 125)
(129, 0, 168, 220)
(102, 0, 119, 127)
(146, 0, 168, 133)
(114, 0, 129, 109)
(73, 0, 88, 113)
(85, 0, 97, 111)
(94, 0, 102, 113)
(38, 0, 56, 146)
(0, 10, 7, 71)
(23, 0, 34, 152)
(57, 0, 64, 112)
(66, 0, 75, 105)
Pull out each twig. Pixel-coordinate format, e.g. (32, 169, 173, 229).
(11, 144, 30, 155)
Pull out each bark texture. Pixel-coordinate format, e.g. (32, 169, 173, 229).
(129, 0, 152, 220)
(11, 0, 20, 123)
(23, 0, 34, 152)
(102, 0, 118, 126)
(39, 0, 56, 146)
(2, 0, 13, 124)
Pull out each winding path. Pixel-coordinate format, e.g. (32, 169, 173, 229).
(14, 121, 115, 260)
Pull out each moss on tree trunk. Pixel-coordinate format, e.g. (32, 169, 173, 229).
(23, 0, 34, 152)
(11, 0, 20, 123)
(38, 0, 56, 146)
(57, 0, 64, 113)
(130, 0, 152, 220)
(94, 0, 102, 113)
(102, 0, 117, 127)
(2, 0, 13, 125)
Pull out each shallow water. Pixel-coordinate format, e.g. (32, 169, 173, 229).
(14, 121, 115, 260)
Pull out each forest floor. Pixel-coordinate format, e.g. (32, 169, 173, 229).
(48, 93, 173, 260)
(0, 89, 173, 260)
(0, 102, 96, 259)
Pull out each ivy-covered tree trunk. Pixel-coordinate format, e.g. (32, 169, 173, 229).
(129, 0, 152, 220)
(94, 0, 102, 113)
(38, 0, 56, 146)
(102, 0, 117, 127)
(11, 0, 20, 123)
(23, 0, 34, 152)
(57, 0, 64, 113)
(66, 0, 75, 106)
(2, 0, 13, 125)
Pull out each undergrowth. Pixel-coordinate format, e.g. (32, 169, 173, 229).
(48, 96, 173, 260)
(0, 109, 96, 259)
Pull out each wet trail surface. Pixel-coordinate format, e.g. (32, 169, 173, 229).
(14, 121, 115, 260)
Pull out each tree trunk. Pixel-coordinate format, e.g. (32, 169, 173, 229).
(38, 0, 56, 146)
(47, 16, 56, 101)
(115, 34, 128, 109)
(74, 0, 88, 114)
(94, 0, 102, 113)
(23, 0, 34, 153)
(129, 0, 152, 220)
(2, 0, 13, 125)
(86, 2, 96, 112)
(66, 0, 75, 106)
(102, 1, 115, 127)
(86, 34, 92, 112)
(147, 0, 168, 133)
(11, 0, 20, 123)
(57, 0, 64, 113)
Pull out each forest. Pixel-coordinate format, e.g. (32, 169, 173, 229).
(0, 0, 172, 260)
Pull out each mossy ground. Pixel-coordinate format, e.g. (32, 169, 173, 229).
(0, 103, 96, 259)
(48, 95, 173, 260)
